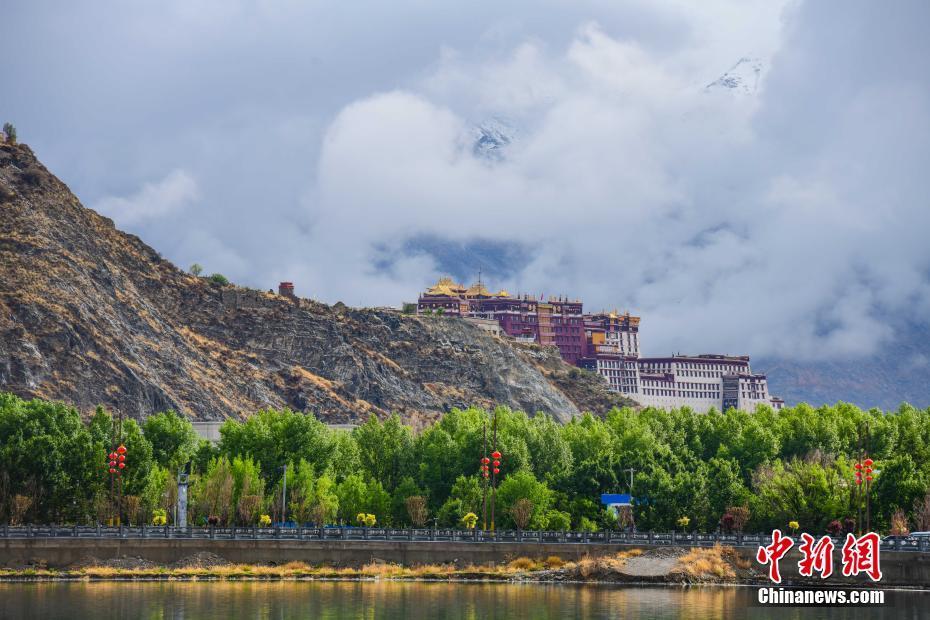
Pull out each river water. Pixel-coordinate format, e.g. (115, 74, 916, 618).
(0, 581, 923, 619)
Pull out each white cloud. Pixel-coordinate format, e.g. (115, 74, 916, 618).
(6, 0, 930, 363)
(94, 170, 199, 226)
(306, 5, 930, 361)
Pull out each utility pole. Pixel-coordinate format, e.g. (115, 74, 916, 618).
(109, 416, 116, 525)
(116, 410, 123, 526)
(865, 423, 872, 533)
(281, 463, 288, 526)
(491, 410, 497, 532)
(623, 468, 636, 494)
(857, 427, 863, 536)
(482, 420, 488, 531)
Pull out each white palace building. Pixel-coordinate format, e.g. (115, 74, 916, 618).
(578, 313, 784, 413)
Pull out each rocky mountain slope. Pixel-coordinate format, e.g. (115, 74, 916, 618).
(0, 143, 633, 423)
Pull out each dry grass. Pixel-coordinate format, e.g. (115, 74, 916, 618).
(564, 549, 642, 579)
(675, 545, 736, 579)
(507, 557, 540, 571)
(1, 551, 663, 582)
(575, 557, 597, 578)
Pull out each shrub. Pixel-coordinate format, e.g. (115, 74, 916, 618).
(721, 506, 750, 533)
(461, 512, 478, 529)
(826, 519, 843, 536)
(579, 517, 599, 532)
(208, 273, 229, 285)
(259, 514, 271, 527)
(405, 495, 428, 527)
(2, 122, 16, 144)
(507, 557, 538, 571)
(189, 263, 203, 276)
(152, 509, 168, 526)
(546, 510, 571, 531)
(890, 509, 910, 536)
(510, 498, 534, 530)
(544, 555, 564, 569)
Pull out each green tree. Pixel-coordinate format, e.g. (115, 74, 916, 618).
(750, 456, 849, 533)
(220, 408, 335, 486)
(308, 474, 339, 526)
(230, 455, 265, 525)
(391, 477, 425, 525)
(354, 414, 413, 492)
(208, 273, 229, 285)
(140, 465, 173, 524)
(189, 263, 203, 276)
(0, 394, 103, 523)
(194, 456, 235, 524)
(546, 510, 571, 531)
(870, 455, 929, 530)
(287, 459, 316, 524)
(496, 470, 552, 530)
(143, 410, 198, 471)
(336, 473, 374, 524)
(330, 430, 361, 481)
(192, 439, 219, 475)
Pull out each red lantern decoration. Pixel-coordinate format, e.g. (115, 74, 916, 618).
(492, 451, 501, 460)
(854, 463, 862, 470)
(109, 468, 116, 474)
(481, 457, 490, 465)
(864, 458, 874, 467)
(493, 468, 500, 474)
(856, 478, 862, 485)
(866, 475, 873, 482)
(117, 444, 127, 455)
(109, 460, 117, 467)
(118, 454, 126, 462)
(118, 462, 126, 469)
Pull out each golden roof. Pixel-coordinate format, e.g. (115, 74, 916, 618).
(496, 289, 510, 297)
(465, 281, 491, 297)
(426, 276, 465, 297)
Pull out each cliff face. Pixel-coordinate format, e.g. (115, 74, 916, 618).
(0, 143, 633, 423)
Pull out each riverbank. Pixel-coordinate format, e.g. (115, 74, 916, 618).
(0, 546, 881, 588)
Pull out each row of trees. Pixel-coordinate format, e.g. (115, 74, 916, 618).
(2, 391, 930, 534)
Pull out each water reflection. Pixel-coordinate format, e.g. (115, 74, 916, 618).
(0, 581, 921, 619)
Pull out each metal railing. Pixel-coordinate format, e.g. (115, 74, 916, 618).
(1, 525, 928, 552)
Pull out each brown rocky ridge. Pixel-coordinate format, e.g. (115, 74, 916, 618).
(0, 142, 635, 424)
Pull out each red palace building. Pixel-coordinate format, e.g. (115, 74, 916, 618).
(416, 276, 587, 364)
(415, 276, 784, 412)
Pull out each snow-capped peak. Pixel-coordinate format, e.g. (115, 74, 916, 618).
(705, 57, 764, 95)
(471, 118, 516, 161)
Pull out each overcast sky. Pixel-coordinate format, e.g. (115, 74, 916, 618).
(3, 1, 929, 360)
